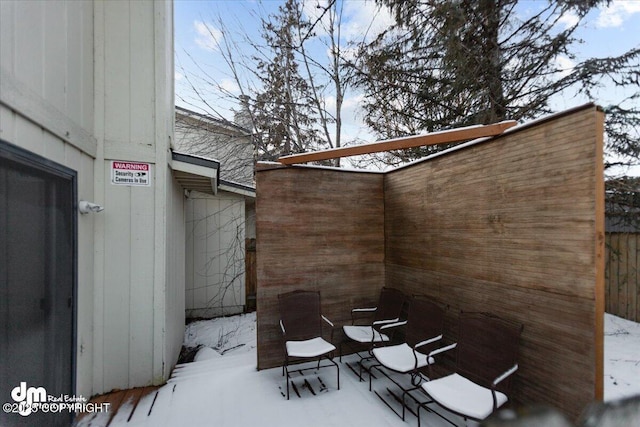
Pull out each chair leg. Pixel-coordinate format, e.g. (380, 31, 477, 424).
(369, 363, 382, 391)
(284, 361, 290, 400)
(401, 385, 421, 421)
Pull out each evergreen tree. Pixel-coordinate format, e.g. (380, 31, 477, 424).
(252, 0, 322, 161)
(353, 0, 639, 166)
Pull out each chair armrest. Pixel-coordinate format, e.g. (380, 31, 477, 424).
(280, 320, 286, 335)
(321, 315, 334, 327)
(372, 317, 400, 327)
(414, 334, 443, 351)
(492, 364, 518, 387)
(379, 320, 407, 330)
(351, 307, 377, 325)
(352, 307, 377, 313)
(427, 342, 457, 358)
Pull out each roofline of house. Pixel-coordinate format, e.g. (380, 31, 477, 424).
(175, 105, 251, 135)
(219, 179, 256, 198)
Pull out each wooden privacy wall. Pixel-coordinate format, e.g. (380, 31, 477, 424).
(255, 165, 385, 370)
(606, 233, 640, 322)
(384, 105, 605, 420)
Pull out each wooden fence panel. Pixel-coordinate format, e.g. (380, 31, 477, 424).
(256, 104, 604, 421)
(606, 233, 640, 322)
(384, 105, 604, 420)
(255, 165, 385, 370)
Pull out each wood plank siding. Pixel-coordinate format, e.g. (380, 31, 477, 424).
(385, 105, 604, 420)
(255, 104, 604, 420)
(255, 166, 385, 370)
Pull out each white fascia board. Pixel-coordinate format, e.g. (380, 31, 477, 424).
(170, 154, 219, 195)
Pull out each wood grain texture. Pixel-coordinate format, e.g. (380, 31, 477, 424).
(385, 106, 604, 419)
(256, 168, 385, 370)
(605, 233, 640, 322)
(256, 105, 604, 420)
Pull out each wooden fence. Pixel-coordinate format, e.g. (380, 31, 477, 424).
(606, 233, 640, 322)
(256, 105, 605, 420)
(245, 238, 257, 312)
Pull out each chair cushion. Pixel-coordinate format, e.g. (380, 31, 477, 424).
(421, 373, 508, 420)
(286, 337, 336, 358)
(343, 325, 390, 343)
(372, 343, 434, 373)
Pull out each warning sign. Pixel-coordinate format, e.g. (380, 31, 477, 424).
(111, 161, 151, 186)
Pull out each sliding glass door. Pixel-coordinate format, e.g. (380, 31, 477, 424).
(0, 140, 76, 427)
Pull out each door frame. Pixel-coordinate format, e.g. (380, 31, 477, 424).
(0, 138, 78, 397)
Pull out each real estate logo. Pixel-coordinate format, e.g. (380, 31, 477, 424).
(2, 382, 109, 417)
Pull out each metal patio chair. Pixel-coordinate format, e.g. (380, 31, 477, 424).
(368, 296, 448, 420)
(278, 290, 340, 400)
(340, 287, 406, 378)
(417, 312, 523, 427)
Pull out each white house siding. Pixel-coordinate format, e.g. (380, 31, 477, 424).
(0, 0, 96, 399)
(174, 110, 254, 186)
(185, 190, 247, 318)
(1, 0, 181, 399)
(94, 0, 178, 392)
(165, 171, 186, 378)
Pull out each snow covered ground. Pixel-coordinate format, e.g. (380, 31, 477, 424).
(603, 313, 640, 401)
(78, 312, 639, 427)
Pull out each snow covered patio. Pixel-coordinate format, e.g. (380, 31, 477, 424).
(76, 312, 456, 427)
(76, 312, 640, 427)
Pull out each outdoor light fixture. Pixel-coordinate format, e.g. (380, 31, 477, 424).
(78, 200, 104, 214)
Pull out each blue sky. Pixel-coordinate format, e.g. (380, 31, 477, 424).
(173, 0, 640, 171)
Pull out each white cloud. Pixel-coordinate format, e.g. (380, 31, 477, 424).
(301, 0, 393, 43)
(342, 0, 394, 42)
(175, 71, 184, 81)
(194, 20, 221, 51)
(558, 10, 579, 29)
(596, 0, 640, 28)
(219, 78, 240, 95)
(554, 55, 576, 78)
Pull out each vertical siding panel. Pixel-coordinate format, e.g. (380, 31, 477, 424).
(205, 198, 220, 310)
(129, 183, 155, 386)
(66, 2, 82, 126)
(104, 1, 130, 143)
(103, 177, 131, 391)
(0, 1, 15, 74)
(185, 194, 194, 310)
(43, 0, 66, 111)
(129, 0, 154, 145)
(14, 1, 43, 97)
(80, 1, 93, 131)
(192, 197, 207, 308)
(165, 173, 185, 371)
